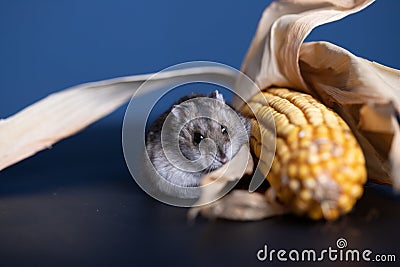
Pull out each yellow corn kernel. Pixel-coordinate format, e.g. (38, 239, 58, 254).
(242, 88, 367, 220)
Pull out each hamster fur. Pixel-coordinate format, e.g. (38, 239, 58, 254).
(145, 90, 251, 199)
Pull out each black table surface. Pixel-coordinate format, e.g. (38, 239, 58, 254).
(1, 123, 399, 267)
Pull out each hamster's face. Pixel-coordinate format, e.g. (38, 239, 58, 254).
(178, 116, 250, 172)
(167, 93, 251, 173)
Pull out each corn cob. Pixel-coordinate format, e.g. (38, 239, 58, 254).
(241, 88, 367, 220)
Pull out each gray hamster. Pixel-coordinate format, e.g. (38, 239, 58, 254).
(145, 90, 251, 198)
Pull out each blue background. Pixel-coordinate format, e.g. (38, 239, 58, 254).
(0, 0, 399, 125)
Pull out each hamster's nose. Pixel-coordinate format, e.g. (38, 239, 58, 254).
(218, 149, 228, 164)
(220, 157, 228, 164)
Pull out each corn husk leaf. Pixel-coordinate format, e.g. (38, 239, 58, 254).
(0, 66, 237, 171)
(236, 0, 400, 188)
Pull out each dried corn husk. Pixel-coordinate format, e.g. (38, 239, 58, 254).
(235, 0, 400, 189)
(0, 66, 238, 171)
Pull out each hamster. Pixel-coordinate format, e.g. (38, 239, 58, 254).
(145, 90, 251, 199)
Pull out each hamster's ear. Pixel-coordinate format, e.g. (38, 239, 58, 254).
(210, 90, 225, 104)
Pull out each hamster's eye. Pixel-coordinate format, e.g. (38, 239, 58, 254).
(221, 125, 228, 135)
(193, 132, 204, 145)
